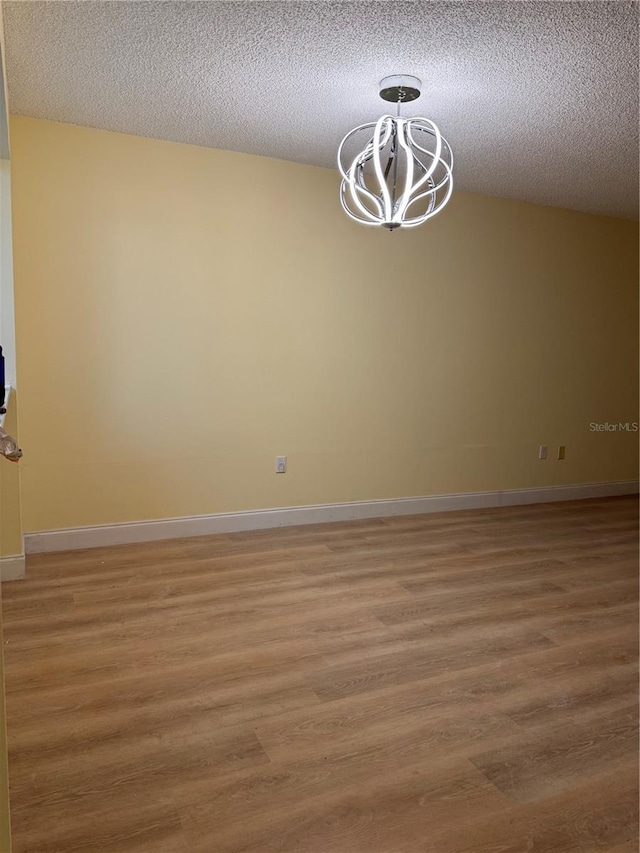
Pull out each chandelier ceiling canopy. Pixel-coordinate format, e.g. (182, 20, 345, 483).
(338, 75, 453, 231)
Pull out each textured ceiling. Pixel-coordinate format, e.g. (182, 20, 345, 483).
(3, 1, 639, 218)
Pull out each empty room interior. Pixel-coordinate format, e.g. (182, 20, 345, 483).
(0, 2, 638, 851)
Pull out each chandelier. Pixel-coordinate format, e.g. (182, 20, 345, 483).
(337, 75, 453, 231)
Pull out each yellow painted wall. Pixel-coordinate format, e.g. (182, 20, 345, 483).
(9, 115, 639, 533)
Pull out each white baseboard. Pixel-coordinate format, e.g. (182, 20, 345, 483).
(23, 480, 639, 555)
(497, 480, 639, 506)
(0, 554, 25, 581)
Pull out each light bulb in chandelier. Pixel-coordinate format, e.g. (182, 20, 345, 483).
(337, 75, 453, 231)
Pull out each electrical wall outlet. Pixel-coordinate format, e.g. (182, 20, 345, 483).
(538, 445, 548, 460)
(558, 445, 566, 460)
(275, 455, 287, 474)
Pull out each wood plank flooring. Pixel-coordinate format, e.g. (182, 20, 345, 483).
(1, 495, 638, 852)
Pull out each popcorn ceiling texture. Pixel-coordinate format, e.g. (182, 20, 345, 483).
(3, 1, 638, 219)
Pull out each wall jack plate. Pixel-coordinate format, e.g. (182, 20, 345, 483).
(275, 456, 287, 474)
(558, 446, 566, 460)
(538, 445, 548, 460)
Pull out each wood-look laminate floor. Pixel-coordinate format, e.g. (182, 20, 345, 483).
(2, 496, 638, 853)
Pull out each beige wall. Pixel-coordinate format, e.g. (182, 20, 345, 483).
(9, 115, 639, 533)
